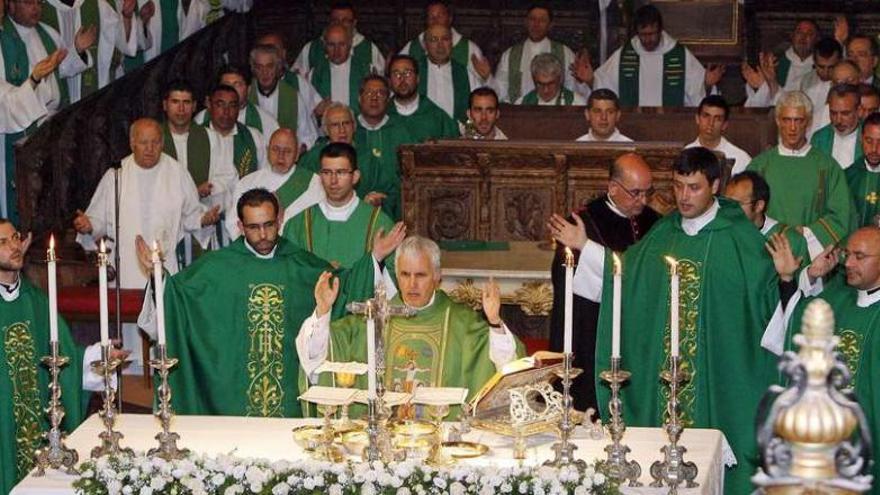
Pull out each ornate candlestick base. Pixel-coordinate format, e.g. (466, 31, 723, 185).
(33, 343, 79, 475)
(147, 345, 189, 460)
(544, 352, 586, 468)
(90, 345, 132, 458)
(599, 357, 642, 487)
(650, 357, 698, 493)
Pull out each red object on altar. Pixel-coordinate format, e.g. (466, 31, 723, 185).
(57, 287, 144, 322)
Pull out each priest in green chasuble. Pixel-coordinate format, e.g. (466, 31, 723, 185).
(747, 90, 856, 250)
(137, 189, 405, 418)
(550, 147, 783, 494)
(779, 226, 880, 490)
(387, 54, 460, 143)
(846, 112, 880, 227)
(297, 236, 526, 419)
(283, 142, 395, 271)
(0, 219, 126, 494)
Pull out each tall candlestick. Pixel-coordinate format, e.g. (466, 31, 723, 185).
(47, 235, 59, 343)
(563, 247, 574, 355)
(98, 240, 109, 346)
(612, 253, 622, 359)
(366, 302, 377, 400)
(665, 257, 680, 358)
(152, 241, 167, 346)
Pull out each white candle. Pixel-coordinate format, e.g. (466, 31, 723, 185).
(366, 306, 377, 400)
(665, 256, 680, 358)
(47, 235, 59, 343)
(152, 240, 167, 347)
(612, 253, 622, 359)
(98, 239, 109, 346)
(563, 247, 574, 355)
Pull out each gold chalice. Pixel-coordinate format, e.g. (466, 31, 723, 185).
(335, 372, 357, 429)
(316, 404, 344, 462)
(426, 404, 454, 466)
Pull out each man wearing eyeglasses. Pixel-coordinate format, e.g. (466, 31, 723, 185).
(386, 54, 459, 143)
(354, 75, 414, 220)
(545, 152, 658, 413)
(296, 102, 355, 174)
(0, 218, 127, 494)
(283, 141, 396, 272)
(226, 128, 324, 241)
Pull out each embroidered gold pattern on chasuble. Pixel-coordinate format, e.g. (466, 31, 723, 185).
(384, 308, 451, 394)
(246, 284, 285, 417)
(837, 329, 864, 387)
(661, 259, 701, 427)
(4, 321, 42, 477)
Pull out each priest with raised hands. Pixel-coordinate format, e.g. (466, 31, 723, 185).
(549, 147, 783, 493)
(137, 187, 404, 418)
(296, 235, 526, 419)
(0, 218, 128, 494)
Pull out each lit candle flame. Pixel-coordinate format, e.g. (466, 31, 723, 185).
(664, 256, 678, 274)
(99, 238, 106, 254)
(48, 234, 55, 251)
(612, 252, 622, 275)
(563, 246, 574, 266)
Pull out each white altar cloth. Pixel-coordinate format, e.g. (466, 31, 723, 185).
(12, 414, 728, 494)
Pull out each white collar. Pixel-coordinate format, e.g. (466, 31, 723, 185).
(209, 121, 238, 138)
(857, 287, 880, 308)
(357, 114, 389, 131)
(394, 94, 420, 116)
(427, 58, 451, 69)
(680, 199, 719, 236)
(243, 240, 277, 259)
(632, 31, 676, 56)
(865, 159, 880, 173)
(605, 195, 628, 219)
(835, 127, 860, 140)
(405, 292, 437, 312)
(691, 136, 729, 150)
(11, 18, 36, 36)
(524, 38, 550, 50)
(785, 46, 813, 65)
(777, 142, 812, 157)
(0, 274, 21, 302)
(319, 194, 359, 221)
(760, 215, 779, 236)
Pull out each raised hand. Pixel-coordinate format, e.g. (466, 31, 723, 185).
(704, 63, 726, 89)
(806, 244, 840, 281)
(372, 221, 406, 261)
(134, 235, 153, 275)
(197, 181, 213, 198)
(833, 15, 849, 45)
(121, 0, 137, 18)
(72, 209, 93, 234)
(482, 277, 503, 328)
(74, 24, 98, 54)
(765, 232, 802, 282)
(200, 205, 221, 227)
(31, 49, 67, 82)
(471, 53, 492, 81)
(570, 49, 594, 86)
(758, 52, 779, 93)
(314, 271, 340, 317)
(547, 213, 587, 250)
(741, 61, 765, 90)
(140, 1, 156, 24)
(363, 191, 387, 207)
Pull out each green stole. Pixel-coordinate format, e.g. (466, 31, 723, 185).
(275, 165, 313, 209)
(1, 17, 69, 222)
(248, 81, 299, 132)
(408, 32, 470, 68)
(417, 57, 470, 121)
(776, 52, 791, 88)
(519, 87, 574, 105)
(41, 0, 102, 97)
(161, 237, 377, 418)
(0, 280, 86, 494)
(618, 38, 686, 107)
(810, 124, 864, 165)
(309, 38, 373, 114)
(231, 122, 258, 177)
(160, 0, 181, 53)
(296, 201, 386, 267)
(162, 122, 211, 184)
(507, 39, 564, 103)
(846, 157, 880, 227)
(122, 6, 144, 72)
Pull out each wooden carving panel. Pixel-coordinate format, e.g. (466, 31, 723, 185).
(492, 184, 556, 241)
(420, 183, 480, 241)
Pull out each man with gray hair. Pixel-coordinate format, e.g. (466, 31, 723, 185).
(297, 235, 525, 419)
(297, 102, 356, 173)
(516, 53, 585, 105)
(747, 90, 855, 252)
(248, 43, 322, 149)
(810, 83, 862, 169)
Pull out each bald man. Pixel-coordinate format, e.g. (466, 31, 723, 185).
(73, 118, 219, 369)
(308, 23, 381, 115)
(546, 153, 660, 413)
(781, 226, 880, 488)
(226, 128, 324, 240)
(810, 60, 863, 135)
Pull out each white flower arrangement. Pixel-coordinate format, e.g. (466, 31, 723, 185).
(72, 453, 619, 495)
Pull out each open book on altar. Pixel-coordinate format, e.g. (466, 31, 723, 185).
(471, 351, 563, 419)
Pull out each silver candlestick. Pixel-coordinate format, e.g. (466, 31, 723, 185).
(33, 341, 79, 475)
(599, 357, 641, 486)
(90, 344, 132, 458)
(147, 344, 188, 460)
(544, 352, 586, 468)
(650, 356, 699, 493)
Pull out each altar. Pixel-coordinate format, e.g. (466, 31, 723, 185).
(12, 414, 730, 494)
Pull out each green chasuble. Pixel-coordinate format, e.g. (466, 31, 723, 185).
(845, 157, 880, 227)
(417, 57, 470, 122)
(785, 277, 880, 492)
(747, 146, 856, 247)
(618, 38, 686, 107)
(810, 124, 863, 167)
(161, 238, 376, 418)
(283, 200, 394, 268)
(0, 279, 86, 494)
(354, 116, 415, 220)
(519, 88, 576, 106)
(595, 199, 780, 494)
(297, 136, 328, 174)
(320, 290, 526, 419)
(387, 96, 460, 143)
